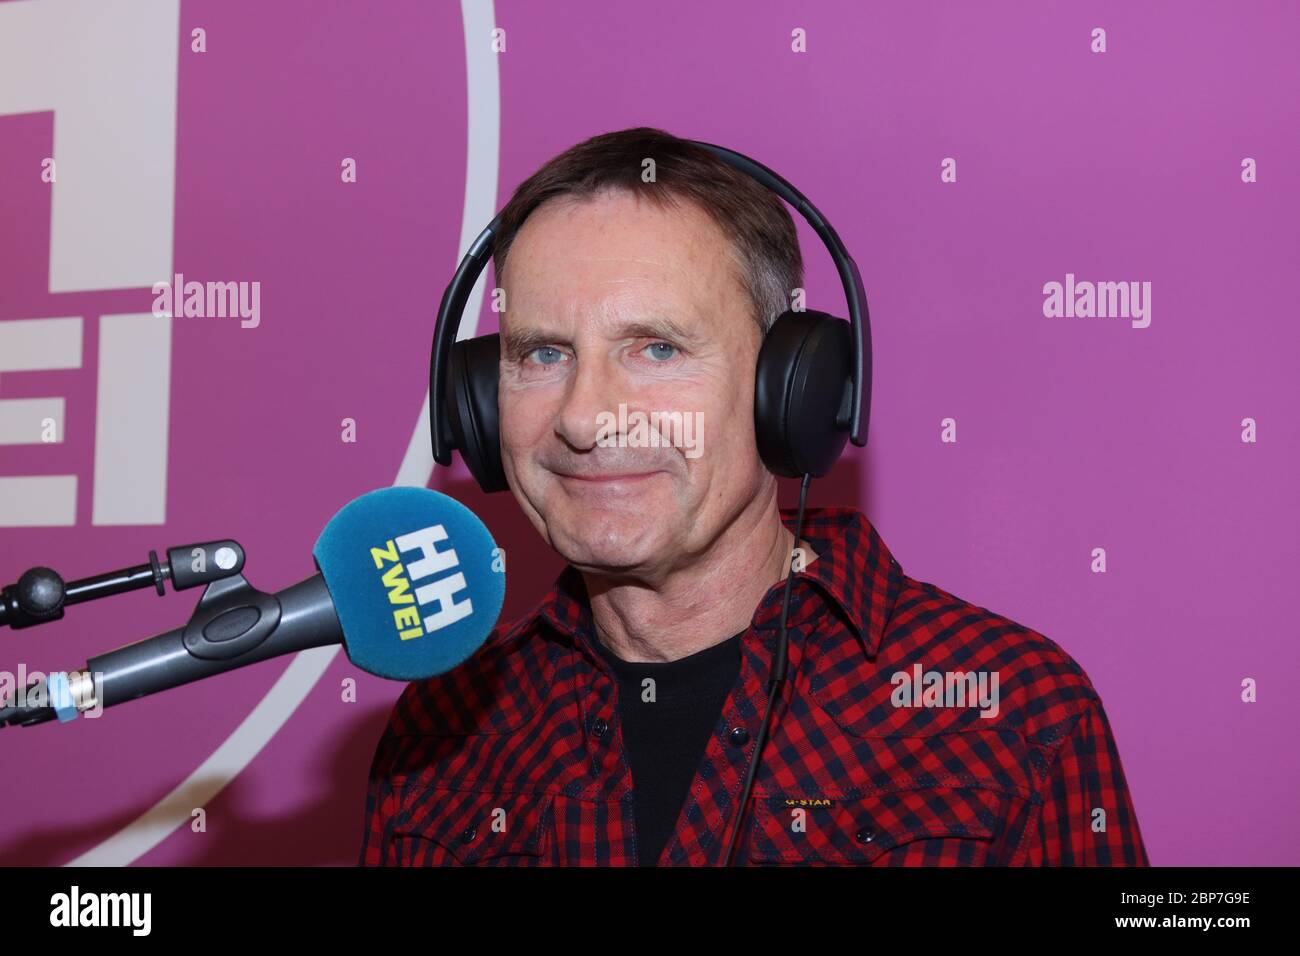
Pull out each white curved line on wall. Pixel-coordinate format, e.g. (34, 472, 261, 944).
(68, 0, 500, 867)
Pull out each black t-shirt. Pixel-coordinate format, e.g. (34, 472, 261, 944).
(593, 631, 744, 867)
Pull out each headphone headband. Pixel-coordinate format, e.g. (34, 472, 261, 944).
(430, 139, 871, 467)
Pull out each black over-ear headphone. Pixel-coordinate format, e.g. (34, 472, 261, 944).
(429, 139, 872, 492)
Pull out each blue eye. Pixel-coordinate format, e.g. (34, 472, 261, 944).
(644, 342, 677, 361)
(529, 346, 564, 366)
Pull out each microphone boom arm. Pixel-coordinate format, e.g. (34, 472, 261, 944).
(0, 573, 342, 728)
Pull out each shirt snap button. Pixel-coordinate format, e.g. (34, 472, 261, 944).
(855, 828, 875, 844)
(461, 826, 477, 844)
(728, 726, 750, 747)
(592, 717, 609, 738)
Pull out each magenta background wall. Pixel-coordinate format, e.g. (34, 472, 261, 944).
(0, 0, 1295, 866)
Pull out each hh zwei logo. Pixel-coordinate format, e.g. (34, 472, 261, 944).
(371, 525, 473, 640)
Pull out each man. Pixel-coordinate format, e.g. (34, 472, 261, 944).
(359, 128, 1149, 866)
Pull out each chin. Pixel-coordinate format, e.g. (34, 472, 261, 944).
(550, 511, 664, 573)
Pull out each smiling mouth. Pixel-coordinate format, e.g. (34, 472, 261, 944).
(554, 470, 662, 484)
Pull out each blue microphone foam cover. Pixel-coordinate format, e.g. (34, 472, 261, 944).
(313, 487, 505, 680)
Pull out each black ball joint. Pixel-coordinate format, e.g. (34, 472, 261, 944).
(2, 567, 67, 629)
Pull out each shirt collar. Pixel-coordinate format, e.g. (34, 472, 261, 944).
(786, 506, 905, 658)
(534, 506, 904, 659)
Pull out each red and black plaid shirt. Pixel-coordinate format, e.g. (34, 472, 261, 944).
(359, 506, 1150, 866)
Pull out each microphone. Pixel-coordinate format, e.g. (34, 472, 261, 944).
(0, 487, 505, 728)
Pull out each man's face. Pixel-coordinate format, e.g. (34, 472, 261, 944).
(498, 189, 771, 580)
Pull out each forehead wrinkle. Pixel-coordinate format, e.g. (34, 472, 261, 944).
(575, 257, 670, 265)
(502, 227, 733, 347)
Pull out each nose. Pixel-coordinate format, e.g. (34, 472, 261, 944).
(554, 350, 621, 452)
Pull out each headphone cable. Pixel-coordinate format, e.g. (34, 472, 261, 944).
(721, 471, 813, 866)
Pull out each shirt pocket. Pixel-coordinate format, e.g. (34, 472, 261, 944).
(747, 786, 1006, 866)
(389, 785, 556, 866)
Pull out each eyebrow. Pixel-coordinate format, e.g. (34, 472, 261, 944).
(501, 317, 701, 360)
(500, 326, 558, 361)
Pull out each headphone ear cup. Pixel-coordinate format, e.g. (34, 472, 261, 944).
(446, 333, 509, 493)
(754, 310, 853, 478)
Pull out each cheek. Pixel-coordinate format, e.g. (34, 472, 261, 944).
(636, 370, 754, 455)
(499, 388, 556, 451)
(641, 368, 745, 417)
